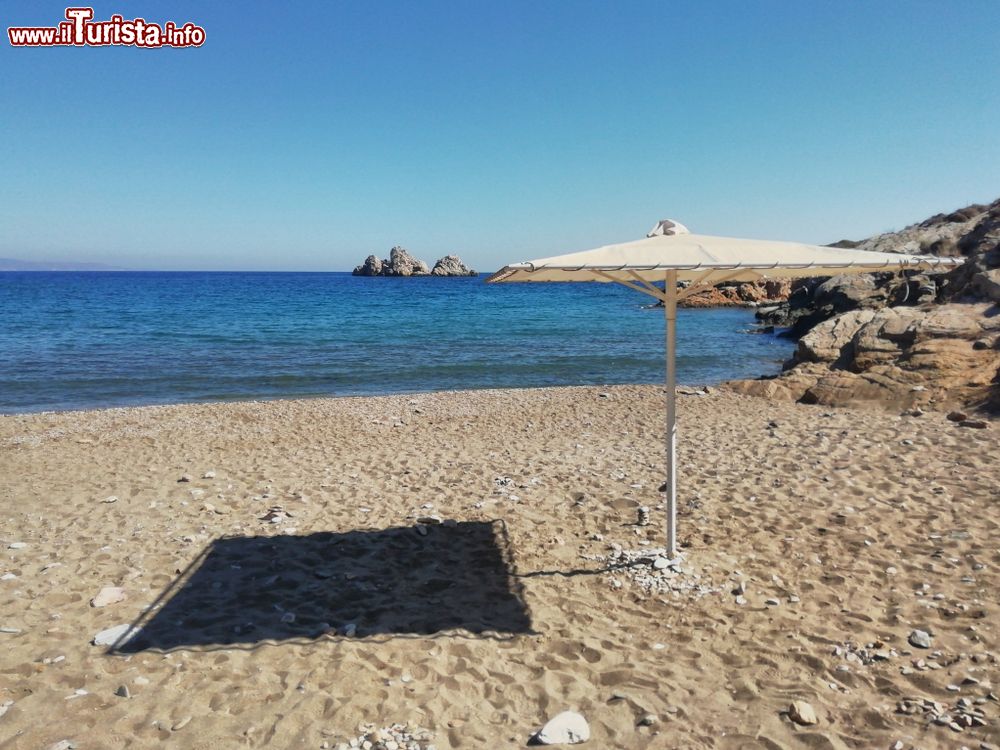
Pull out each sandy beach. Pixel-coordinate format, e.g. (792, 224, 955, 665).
(1, 385, 997, 749)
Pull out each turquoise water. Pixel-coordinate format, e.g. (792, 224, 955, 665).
(0, 272, 793, 413)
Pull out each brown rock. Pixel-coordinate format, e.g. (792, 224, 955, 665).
(797, 309, 876, 365)
(960, 419, 989, 429)
(788, 700, 818, 726)
(680, 279, 791, 308)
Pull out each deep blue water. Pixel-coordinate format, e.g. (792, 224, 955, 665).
(0, 272, 793, 413)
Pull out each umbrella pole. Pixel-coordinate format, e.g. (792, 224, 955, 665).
(664, 270, 678, 557)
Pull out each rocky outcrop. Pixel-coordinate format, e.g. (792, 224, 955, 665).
(352, 247, 475, 277)
(728, 197, 1000, 414)
(729, 302, 1000, 411)
(431, 255, 476, 276)
(353, 255, 383, 276)
(680, 279, 792, 309)
(756, 270, 940, 335)
(382, 246, 429, 276)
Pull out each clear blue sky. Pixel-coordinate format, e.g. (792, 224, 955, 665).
(2, 1, 998, 271)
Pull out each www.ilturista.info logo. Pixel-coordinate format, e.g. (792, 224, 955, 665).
(8, 7, 205, 48)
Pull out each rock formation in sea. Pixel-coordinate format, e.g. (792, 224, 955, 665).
(727, 197, 1000, 414)
(352, 247, 475, 277)
(431, 255, 476, 276)
(354, 255, 383, 276)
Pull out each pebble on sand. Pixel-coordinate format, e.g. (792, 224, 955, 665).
(788, 700, 818, 726)
(908, 629, 932, 649)
(172, 715, 192, 731)
(90, 586, 126, 608)
(92, 623, 138, 647)
(533, 710, 590, 744)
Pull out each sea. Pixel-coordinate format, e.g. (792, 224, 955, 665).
(0, 272, 794, 413)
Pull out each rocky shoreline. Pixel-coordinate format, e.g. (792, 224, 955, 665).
(353, 246, 476, 277)
(727, 198, 1000, 415)
(678, 278, 793, 309)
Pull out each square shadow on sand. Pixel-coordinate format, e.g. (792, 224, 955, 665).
(113, 520, 532, 652)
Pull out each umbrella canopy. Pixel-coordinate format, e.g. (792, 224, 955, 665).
(488, 220, 961, 286)
(487, 220, 963, 557)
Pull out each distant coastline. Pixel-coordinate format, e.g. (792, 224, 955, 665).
(0, 258, 124, 271)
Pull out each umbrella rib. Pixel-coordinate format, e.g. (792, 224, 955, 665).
(591, 269, 667, 301)
(626, 269, 668, 298)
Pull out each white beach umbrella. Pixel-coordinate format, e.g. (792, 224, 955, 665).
(487, 220, 963, 557)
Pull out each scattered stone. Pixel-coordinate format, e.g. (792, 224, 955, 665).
(7, 542, 26, 550)
(960, 419, 989, 429)
(115, 684, 131, 698)
(45, 742, 75, 750)
(908, 629, 932, 649)
(0, 626, 23, 634)
(591, 546, 719, 599)
(91, 586, 126, 608)
(203, 471, 216, 479)
(101, 495, 119, 504)
(637, 713, 657, 726)
(341, 623, 357, 637)
(947, 411, 969, 422)
(637, 506, 650, 526)
(259, 506, 288, 523)
(172, 715, 192, 731)
(533, 710, 591, 744)
(178, 475, 192, 483)
(333, 723, 435, 750)
(0, 572, 16, 580)
(0, 700, 12, 718)
(92, 623, 139, 647)
(835, 640, 896, 666)
(788, 700, 818, 726)
(765, 597, 780, 606)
